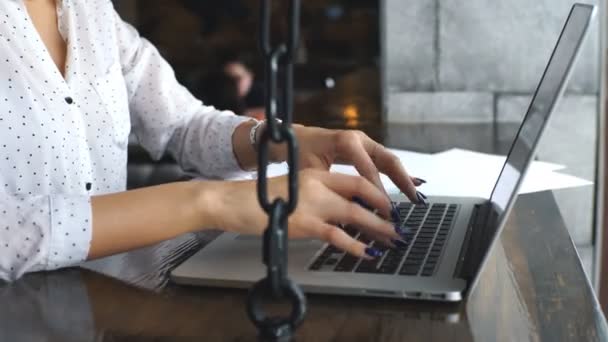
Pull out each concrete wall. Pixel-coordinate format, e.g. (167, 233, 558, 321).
(383, 0, 601, 274)
(384, 0, 599, 122)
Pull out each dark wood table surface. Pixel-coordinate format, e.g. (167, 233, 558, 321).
(1, 123, 606, 341)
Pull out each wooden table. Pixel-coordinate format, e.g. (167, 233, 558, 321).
(1, 123, 606, 341)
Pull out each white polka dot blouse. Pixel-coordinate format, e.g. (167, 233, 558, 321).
(0, 0, 252, 281)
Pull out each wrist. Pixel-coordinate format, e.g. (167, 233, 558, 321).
(194, 179, 267, 235)
(267, 123, 305, 163)
(191, 181, 225, 232)
(232, 119, 259, 170)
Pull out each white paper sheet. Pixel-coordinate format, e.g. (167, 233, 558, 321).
(263, 148, 592, 198)
(433, 148, 564, 173)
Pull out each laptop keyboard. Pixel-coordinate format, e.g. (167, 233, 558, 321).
(308, 202, 459, 277)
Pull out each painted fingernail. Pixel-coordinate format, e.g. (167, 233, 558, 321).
(395, 224, 407, 235)
(414, 177, 427, 186)
(365, 247, 383, 258)
(352, 196, 373, 211)
(398, 225, 415, 235)
(416, 191, 429, 207)
(392, 239, 408, 249)
(391, 203, 401, 223)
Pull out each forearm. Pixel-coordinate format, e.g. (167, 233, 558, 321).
(88, 181, 218, 259)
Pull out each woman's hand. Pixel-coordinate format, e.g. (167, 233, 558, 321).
(232, 122, 425, 204)
(206, 169, 402, 259)
(291, 126, 424, 203)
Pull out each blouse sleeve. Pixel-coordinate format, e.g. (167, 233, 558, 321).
(0, 194, 92, 282)
(112, 9, 253, 179)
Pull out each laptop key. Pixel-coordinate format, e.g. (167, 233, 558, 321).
(422, 265, 435, 274)
(428, 251, 441, 258)
(377, 266, 398, 274)
(408, 250, 427, 256)
(410, 248, 427, 254)
(312, 252, 330, 264)
(325, 245, 341, 254)
(399, 265, 420, 276)
(418, 232, 435, 237)
(309, 260, 324, 270)
(405, 256, 423, 263)
(405, 260, 424, 268)
(355, 259, 380, 273)
(325, 257, 340, 266)
(421, 269, 434, 277)
(334, 254, 359, 272)
(424, 259, 437, 267)
(378, 257, 402, 274)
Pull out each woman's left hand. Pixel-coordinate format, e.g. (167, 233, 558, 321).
(293, 126, 423, 203)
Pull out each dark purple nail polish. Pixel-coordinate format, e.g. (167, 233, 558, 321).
(415, 177, 427, 184)
(365, 247, 383, 258)
(352, 196, 373, 211)
(392, 239, 408, 249)
(391, 203, 401, 224)
(395, 224, 407, 235)
(416, 191, 429, 207)
(398, 225, 415, 235)
(404, 226, 415, 234)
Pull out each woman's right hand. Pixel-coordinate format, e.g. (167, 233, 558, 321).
(204, 169, 402, 259)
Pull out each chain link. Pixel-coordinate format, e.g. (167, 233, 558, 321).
(246, 0, 306, 340)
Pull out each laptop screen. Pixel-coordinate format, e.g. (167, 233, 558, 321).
(488, 4, 595, 219)
(463, 4, 596, 292)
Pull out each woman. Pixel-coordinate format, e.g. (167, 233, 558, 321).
(0, 0, 425, 282)
(197, 58, 265, 119)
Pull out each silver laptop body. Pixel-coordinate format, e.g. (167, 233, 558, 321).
(171, 4, 595, 302)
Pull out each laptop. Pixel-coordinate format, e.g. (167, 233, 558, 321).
(171, 4, 596, 302)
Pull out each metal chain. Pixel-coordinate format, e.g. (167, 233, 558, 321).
(246, 0, 306, 341)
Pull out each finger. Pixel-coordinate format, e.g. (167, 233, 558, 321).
(358, 231, 396, 249)
(363, 140, 419, 202)
(315, 222, 381, 260)
(321, 173, 392, 219)
(327, 192, 400, 241)
(334, 131, 388, 195)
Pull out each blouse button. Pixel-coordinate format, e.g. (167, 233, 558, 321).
(65, 97, 74, 105)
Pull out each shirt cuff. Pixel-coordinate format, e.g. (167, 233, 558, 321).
(47, 195, 93, 270)
(207, 111, 256, 179)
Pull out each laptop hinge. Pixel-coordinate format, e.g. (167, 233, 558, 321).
(453, 201, 493, 280)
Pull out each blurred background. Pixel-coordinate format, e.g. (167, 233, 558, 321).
(114, 0, 381, 127)
(113, 0, 603, 284)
